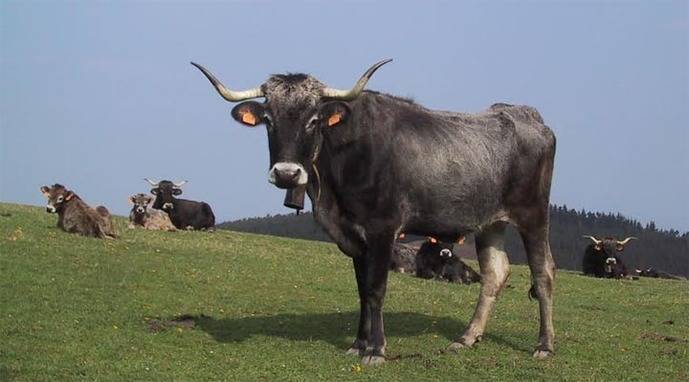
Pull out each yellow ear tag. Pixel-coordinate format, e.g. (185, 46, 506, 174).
(241, 111, 257, 126)
(327, 113, 342, 127)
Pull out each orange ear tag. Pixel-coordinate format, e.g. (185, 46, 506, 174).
(327, 113, 342, 127)
(241, 111, 257, 126)
(428, 237, 438, 244)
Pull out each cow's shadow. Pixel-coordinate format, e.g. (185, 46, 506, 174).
(192, 311, 530, 353)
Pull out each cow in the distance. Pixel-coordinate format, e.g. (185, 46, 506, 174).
(40, 184, 117, 239)
(416, 239, 481, 285)
(390, 243, 417, 274)
(194, 58, 557, 362)
(582, 235, 636, 278)
(145, 179, 215, 230)
(128, 193, 176, 231)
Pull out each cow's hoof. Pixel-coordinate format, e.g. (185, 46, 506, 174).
(361, 355, 386, 366)
(532, 349, 554, 359)
(447, 341, 471, 352)
(345, 347, 363, 356)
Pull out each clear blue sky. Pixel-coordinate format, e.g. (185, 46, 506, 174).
(1, 1, 687, 232)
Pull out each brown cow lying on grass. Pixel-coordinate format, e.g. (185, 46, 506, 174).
(128, 193, 176, 231)
(40, 184, 117, 239)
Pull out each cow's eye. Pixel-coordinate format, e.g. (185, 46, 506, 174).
(56, 195, 64, 202)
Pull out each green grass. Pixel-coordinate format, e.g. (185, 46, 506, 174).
(1, 203, 687, 381)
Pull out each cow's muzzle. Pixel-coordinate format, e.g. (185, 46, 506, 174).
(136, 206, 146, 214)
(440, 248, 453, 258)
(46, 204, 56, 213)
(162, 203, 174, 210)
(268, 162, 308, 189)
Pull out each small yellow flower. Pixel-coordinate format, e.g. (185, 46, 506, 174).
(350, 364, 363, 373)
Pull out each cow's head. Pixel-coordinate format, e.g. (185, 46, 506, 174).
(145, 179, 187, 211)
(192, 59, 392, 189)
(583, 235, 636, 276)
(40, 184, 76, 213)
(129, 193, 153, 216)
(422, 238, 455, 260)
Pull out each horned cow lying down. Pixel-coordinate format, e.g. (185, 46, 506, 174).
(128, 193, 176, 231)
(391, 240, 481, 284)
(40, 184, 117, 239)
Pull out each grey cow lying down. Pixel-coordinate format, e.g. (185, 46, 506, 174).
(40, 184, 117, 239)
(391, 240, 481, 284)
(128, 193, 176, 231)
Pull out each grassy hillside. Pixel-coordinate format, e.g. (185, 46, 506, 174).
(1, 203, 687, 381)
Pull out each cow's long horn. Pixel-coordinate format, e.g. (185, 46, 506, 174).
(173, 180, 188, 188)
(617, 237, 637, 245)
(582, 235, 602, 245)
(321, 58, 392, 101)
(191, 62, 264, 102)
(144, 178, 159, 187)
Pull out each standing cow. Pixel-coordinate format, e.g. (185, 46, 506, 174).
(582, 235, 636, 278)
(145, 179, 215, 231)
(40, 184, 117, 239)
(193, 59, 557, 363)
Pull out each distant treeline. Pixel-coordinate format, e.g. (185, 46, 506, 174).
(219, 205, 689, 277)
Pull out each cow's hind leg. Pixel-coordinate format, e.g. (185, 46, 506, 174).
(520, 223, 556, 358)
(449, 222, 509, 351)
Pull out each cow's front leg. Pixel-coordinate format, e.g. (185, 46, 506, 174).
(347, 255, 370, 356)
(360, 234, 393, 366)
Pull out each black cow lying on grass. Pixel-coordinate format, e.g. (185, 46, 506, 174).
(145, 179, 215, 231)
(582, 235, 636, 278)
(416, 239, 481, 284)
(391, 239, 481, 284)
(40, 184, 117, 239)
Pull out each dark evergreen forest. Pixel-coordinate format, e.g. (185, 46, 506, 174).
(219, 205, 689, 277)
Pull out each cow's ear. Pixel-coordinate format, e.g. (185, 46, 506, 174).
(40, 186, 50, 198)
(65, 191, 74, 201)
(319, 101, 350, 128)
(594, 243, 602, 251)
(172, 188, 183, 196)
(616, 243, 624, 252)
(231, 101, 264, 127)
(128, 196, 136, 204)
(150, 188, 158, 195)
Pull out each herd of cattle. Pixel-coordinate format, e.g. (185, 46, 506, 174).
(36, 58, 685, 365)
(38, 181, 679, 284)
(40, 179, 215, 238)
